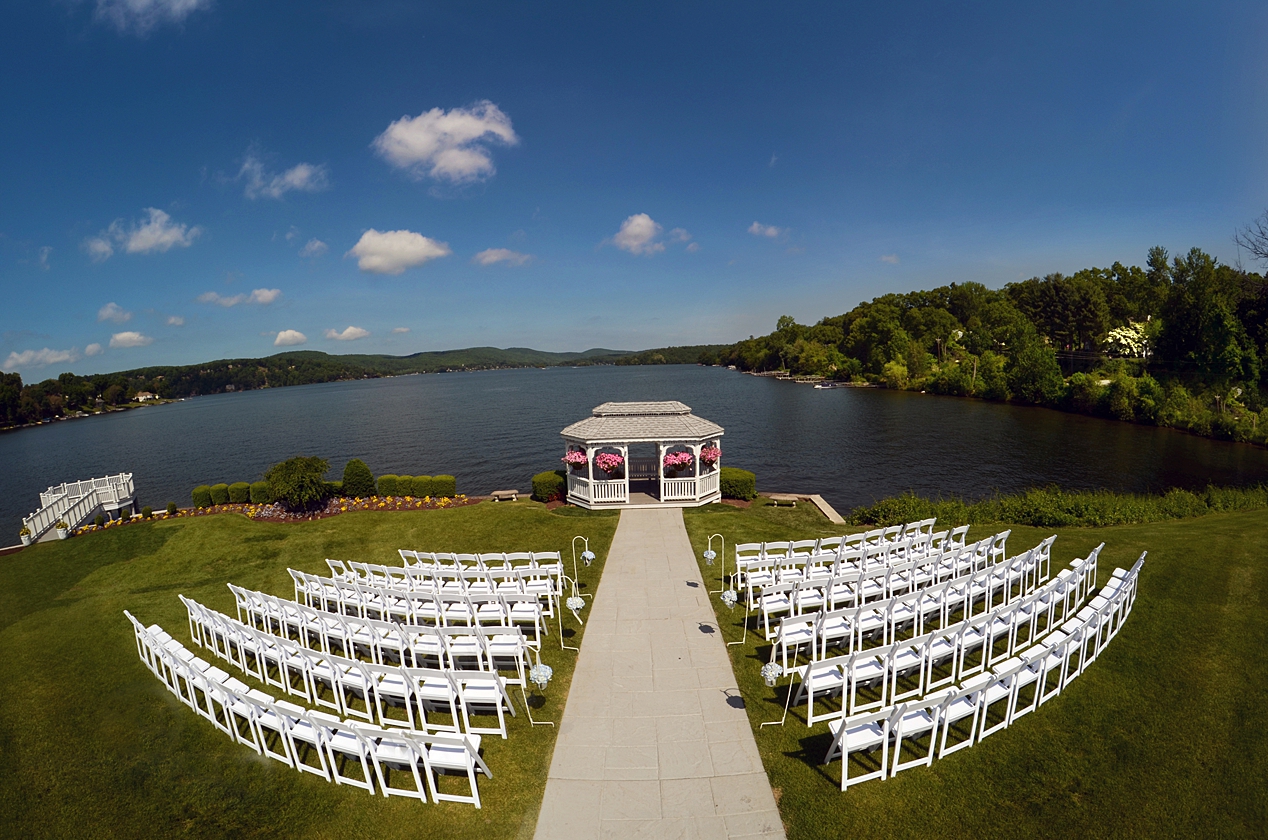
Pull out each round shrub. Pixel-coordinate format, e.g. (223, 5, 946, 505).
(719, 467, 757, 501)
(341, 458, 376, 498)
(166, 502, 178, 515)
(94, 514, 105, 527)
(264, 455, 330, 510)
(396, 476, 414, 497)
(228, 482, 251, 504)
(411, 475, 432, 497)
(249, 481, 272, 504)
(191, 485, 213, 508)
(532, 470, 566, 503)
(120, 508, 132, 522)
(141, 506, 153, 519)
(377, 474, 399, 496)
(209, 483, 230, 505)
(432, 475, 457, 497)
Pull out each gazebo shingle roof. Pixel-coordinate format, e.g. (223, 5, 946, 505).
(561, 401, 724, 443)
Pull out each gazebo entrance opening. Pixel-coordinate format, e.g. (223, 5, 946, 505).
(559, 401, 724, 510)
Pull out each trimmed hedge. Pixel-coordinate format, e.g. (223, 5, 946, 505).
(324, 480, 342, 497)
(166, 502, 178, 515)
(191, 485, 213, 508)
(377, 475, 399, 496)
(209, 483, 230, 506)
(228, 482, 251, 504)
(141, 506, 153, 519)
(249, 481, 272, 504)
(719, 467, 757, 501)
(532, 470, 566, 503)
(411, 475, 433, 497)
(432, 475, 457, 497)
(342, 459, 377, 498)
(397, 476, 414, 497)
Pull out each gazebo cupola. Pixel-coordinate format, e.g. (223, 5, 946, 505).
(559, 401, 724, 509)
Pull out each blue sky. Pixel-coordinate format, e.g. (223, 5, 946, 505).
(3, 1, 1267, 376)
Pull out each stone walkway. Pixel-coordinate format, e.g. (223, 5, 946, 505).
(534, 507, 785, 840)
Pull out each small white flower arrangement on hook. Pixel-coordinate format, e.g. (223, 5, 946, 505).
(703, 549, 716, 566)
(720, 589, 738, 609)
(530, 663, 554, 691)
(566, 595, 585, 613)
(761, 662, 782, 688)
(581, 550, 595, 566)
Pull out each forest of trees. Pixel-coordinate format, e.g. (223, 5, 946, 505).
(704, 245, 1268, 445)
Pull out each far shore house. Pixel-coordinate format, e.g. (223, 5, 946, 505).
(135, 391, 157, 402)
(560, 401, 723, 509)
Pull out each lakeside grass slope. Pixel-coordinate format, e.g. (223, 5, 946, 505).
(683, 503, 1268, 839)
(0, 502, 617, 840)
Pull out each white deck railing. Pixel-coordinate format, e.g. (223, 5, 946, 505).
(23, 473, 134, 539)
(567, 474, 628, 504)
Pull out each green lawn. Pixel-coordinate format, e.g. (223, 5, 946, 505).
(683, 501, 1268, 839)
(0, 501, 618, 840)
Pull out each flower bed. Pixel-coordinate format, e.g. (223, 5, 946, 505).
(72, 494, 475, 534)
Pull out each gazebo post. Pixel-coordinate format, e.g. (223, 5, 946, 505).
(690, 443, 701, 502)
(620, 444, 630, 502)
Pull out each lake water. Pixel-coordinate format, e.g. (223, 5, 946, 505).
(4, 364, 1268, 539)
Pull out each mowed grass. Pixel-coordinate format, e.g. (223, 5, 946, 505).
(683, 501, 1268, 839)
(0, 501, 617, 840)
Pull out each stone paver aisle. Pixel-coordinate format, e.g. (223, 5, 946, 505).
(534, 507, 785, 840)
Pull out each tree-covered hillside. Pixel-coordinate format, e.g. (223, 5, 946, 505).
(709, 246, 1268, 444)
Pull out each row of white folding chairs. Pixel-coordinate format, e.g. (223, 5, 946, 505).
(332, 559, 564, 603)
(397, 549, 564, 574)
(788, 549, 1103, 722)
(756, 533, 1048, 638)
(183, 595, 518, 737)
(822, 554, 1144, 790)
(734, 529, 957, 589)
(226, 584, 533, 678)
(740, 530, 1013, 609)
(735, 518, 941, 565)
(124, 612, 491, 806)
(288, 570, 550, 638)
(770, 541, 1090, 668)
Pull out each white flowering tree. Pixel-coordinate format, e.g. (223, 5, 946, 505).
(1104, 321, 1151, 359)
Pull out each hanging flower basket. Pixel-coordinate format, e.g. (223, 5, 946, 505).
(529, 663, 554, 691)
(594, 452, 625, 477)
(761, 662, 782, 688)
(663, 451, 694, 475)
(720, 590, 738, 609)
(703, 549, 716, 566)
(700, 445, 721, 470)
(562, 450, 588, 471)
(581, 549, 595, 566)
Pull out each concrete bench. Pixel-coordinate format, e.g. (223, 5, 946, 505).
(491, 489, 519, 502)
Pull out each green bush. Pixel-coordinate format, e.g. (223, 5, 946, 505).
(166, 502, 178, 515)
(94, 514, 106, 527)
(249, 481, 272, 504)
(719, 467, 756, 501)
(377, 474, 399, 496)
(264, 455, 330, 510)
(411, 475, 433, 497)
(227, 482, 251, 504)
(341, 458, 376, 498)
(396, 476, 413, 496)
(325, 480, 342, 497)
(191, 485, 213, 508)
(532, 470, 566, 502)
(432, 475, 457, 497)
(209, 483, 230, 505)
(120, 509, 132, 522)
(141, 506, 153, 519)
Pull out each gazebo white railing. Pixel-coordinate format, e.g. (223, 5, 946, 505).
(559, 402, 724, 509)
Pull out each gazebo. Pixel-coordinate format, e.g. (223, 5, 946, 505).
(559, 401, 724, 509)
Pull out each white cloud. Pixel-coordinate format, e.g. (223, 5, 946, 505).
(94, 0, 211, 34)
(669, 227, 692, 243)
(880, 254, 900, 264)
(372, 100, 519, 184)
(612, 213, 665, 256)
(84, 208, 202, 261)
(38, 246, 52, 270)
(473, 247, 531, 267)
(325, 326, 370, 341)
(3, 347, 79, 371)
(346, 229, 451, 275)
(109, 331, 153, 348)
(240, 155, 329, 200)
(274, 329, 307, 346)
(298, 238, 328, 258)
(391, 327, 410, 334)
(166, 315, 185, 326)
(686, 242, 700, 253)
(85, 343, 104, 357)
(285, 226, 301, 243)
(769, 152, 779, 167)
(83, 236, 114, 262)
(197, 288, 281, 307)
(97, 302, 132, 324)
(748, 221, 785, 239)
